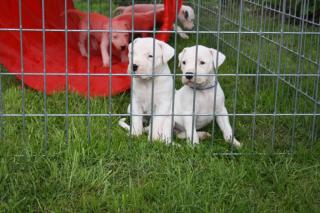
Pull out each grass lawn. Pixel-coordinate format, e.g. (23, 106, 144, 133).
(0, 0, 320, 211)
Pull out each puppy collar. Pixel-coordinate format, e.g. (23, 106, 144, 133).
(189, 81, 217, 90)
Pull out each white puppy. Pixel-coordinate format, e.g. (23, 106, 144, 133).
(174, 45, 241, 147)
(120, 37, 175, 143)
(69, 11, 130, 67)
(175, 5, 195, 39)
(114, 4, 195, 39)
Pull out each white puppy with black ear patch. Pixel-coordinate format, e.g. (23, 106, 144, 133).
(114, 4, 195, 39)
(121, 37, 174, 143)
(174, 45, 241, 147)
(175, 5, 195, 39)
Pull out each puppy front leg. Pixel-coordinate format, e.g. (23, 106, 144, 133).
(174, 24, 189, 39)
(131, 103, 144, 136)
(100, 34, 110, 67)
(78, 32, 88, 57)
(183, 116, 199, 145)
(91, 37, 99, 51)
(216, 106, 241, 148)
(150, 103, 172, 143)
(121, 50, 129, 62)
(149, 116, 162, 142)
(162, 116, 173, 144)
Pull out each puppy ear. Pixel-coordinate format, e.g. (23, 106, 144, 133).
(178, 48, 186, 67)
(128, 38, 139, 51)
(210, 48, 226, 68)
(184, 10, 189, 20)
(128, 42, 132, 52)
(157, 40, 175, 63)
(127, 43, 132, 73)
(133, 37, 140, 44)
(127, 42, 132, 63)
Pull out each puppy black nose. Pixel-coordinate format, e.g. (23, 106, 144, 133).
(185, 72, 193, 80)
(121, 45, 126, 51)
(132, 64, 138, 72)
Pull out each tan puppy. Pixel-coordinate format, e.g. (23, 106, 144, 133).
(68, 10, 129, 67)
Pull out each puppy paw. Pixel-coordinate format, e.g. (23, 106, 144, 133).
(132, 130, 143, 137)
(231, 138, 241, 148)
(164, 138, 172, 145)
(198, 131, 211, 140)
(151, 133, 171, 144)
(179, 33, 189, 39)
(80, 51, 88, 57)
(118, 118, 129, 131)
(176, 131, 186, 139)
(170, 142, 181, 147)
(188, 137, 199, 145)
(78, 44, 88, 57)
(228, 137, 241, 148)
(102, 62, 109, 67)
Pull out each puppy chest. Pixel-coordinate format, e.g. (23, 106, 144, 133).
(134, 89, 169, 113)
(195, 94, 216, 127)
(134, 80, 172, 113)
(195, 92, 216, 112)
(196, 115, 214, 129)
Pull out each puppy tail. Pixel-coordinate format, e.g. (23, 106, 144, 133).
(113, 6, 126, 15)
(118, 118, 131, 131)
(118, 118, 150, 133)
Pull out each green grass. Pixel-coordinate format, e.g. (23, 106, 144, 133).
(0, 0, 320, 211)
(1, 135, 320, 211)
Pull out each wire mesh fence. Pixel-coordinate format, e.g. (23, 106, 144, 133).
(0, 0, 319, 154)
(195, 0, 320, 151)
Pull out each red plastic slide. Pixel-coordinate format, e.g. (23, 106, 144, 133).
(0, 0, 181, 97)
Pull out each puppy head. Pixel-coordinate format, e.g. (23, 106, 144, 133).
(178, 5, 195, 30)
(178, 45, 226, 87)
(127, 38, 174, 79)
(111, 20, 129, 51)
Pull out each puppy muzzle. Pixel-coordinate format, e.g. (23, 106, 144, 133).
(121, 45, 127, 51)
(185, 72, 194, 80)
(128, 67, 152, 80)
(184, 21, 194, 30)
(182, 74, 207, 87)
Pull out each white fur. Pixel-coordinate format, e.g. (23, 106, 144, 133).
(171, 5, 195, 39)
(178, 5, 195, 30)
(125, 38, 175, 143)
(114, 4, 195, 39)
(174, 45, 241, 147)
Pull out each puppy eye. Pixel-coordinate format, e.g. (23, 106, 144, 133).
(182, 61, 186, 65)
(148, 55, 153, 58)
(200, 61, 205, 65)
(113, 35, 118, 39)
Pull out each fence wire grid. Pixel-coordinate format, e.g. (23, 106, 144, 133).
(0, 0, 319, 154)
